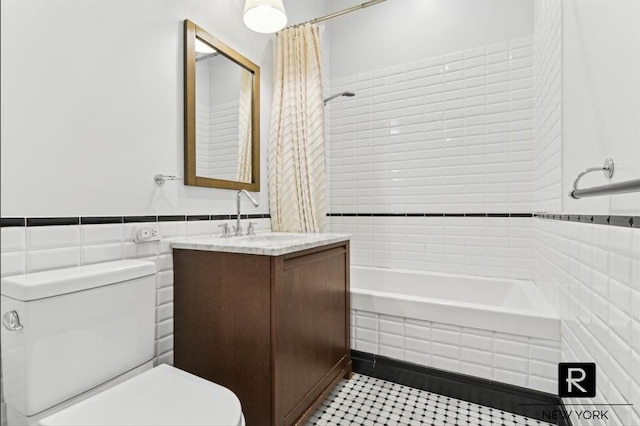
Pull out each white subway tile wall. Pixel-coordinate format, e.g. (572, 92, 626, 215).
(0, 217, 272, 377)
(351, 310, 560, 394)
(534, 219, 640, 425)
(328, 216, 533, 280)
(195, 103, 210, 175)
(531, 1, 640, 424)
(326, 37, 535, 281)
(532, 0, 562, 213)
(326, 36, 534, 215)
(0, 227, 26, 278)
(196, 100, 241, 180)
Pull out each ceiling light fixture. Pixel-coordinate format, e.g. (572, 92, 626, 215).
(243, 0, 287, 34)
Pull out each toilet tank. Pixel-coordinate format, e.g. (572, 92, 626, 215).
(1, 260, 157, 417)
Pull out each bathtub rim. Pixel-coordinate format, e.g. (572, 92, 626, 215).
(350, 266, 561, 341)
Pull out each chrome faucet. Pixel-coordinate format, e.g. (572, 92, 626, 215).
(234, 190, 259, 236)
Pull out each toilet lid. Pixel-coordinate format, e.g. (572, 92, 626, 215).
(38, 364, 244, 426)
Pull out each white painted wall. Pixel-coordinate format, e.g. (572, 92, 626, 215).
(561, 0, 640, 215)
(327, 0, 534, 79)
(208, 57, 243, 105)
(0, 2, 330, 424)
(0, 0, 329, 218)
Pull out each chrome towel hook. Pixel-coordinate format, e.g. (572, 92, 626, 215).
(154, 174, 183, 186)
(570, 158, 614, 198)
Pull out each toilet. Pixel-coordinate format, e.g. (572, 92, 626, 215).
(1, 259, 244, 426)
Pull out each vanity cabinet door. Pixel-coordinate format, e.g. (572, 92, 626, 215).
(173, 250, 273, 425)
(273, 243, 350, 425)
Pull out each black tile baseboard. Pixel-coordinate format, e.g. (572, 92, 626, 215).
(186, 215, 210, 221)
(325, 212, 637, 228)
(351, 350, 572, 426)
(1, 214, 271, 227)
(2, 212, 633, 229)
(610, 215, 634, 228)
(123, 216, 157, 223)
(592, 215, 610, 225)
(535, 213, 637, 228)
(26, 217, 80, 227)
(327, 212, 534, 218)
(158, 215, 187, 222)
(0, 218, 26, 227)
(80, 216, 124, 225)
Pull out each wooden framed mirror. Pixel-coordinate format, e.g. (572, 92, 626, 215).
(184, 19, 260, 191)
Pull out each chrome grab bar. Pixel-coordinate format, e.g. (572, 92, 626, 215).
(572, 158, 615, 193)
(570, 158, 640, 199)
(570, 178, 640, 199)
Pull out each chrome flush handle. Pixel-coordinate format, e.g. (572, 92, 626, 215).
(3, 310, 24, 331)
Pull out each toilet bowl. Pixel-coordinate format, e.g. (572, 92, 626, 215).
(38, 365, 245, 426)
(1, 260, 244, 426)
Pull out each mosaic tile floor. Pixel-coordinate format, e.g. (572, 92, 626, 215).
(307, 373, 554, 426)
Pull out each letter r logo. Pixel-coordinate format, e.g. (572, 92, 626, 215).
(558, 363, 596, 397)
(566, 368, 587, 393)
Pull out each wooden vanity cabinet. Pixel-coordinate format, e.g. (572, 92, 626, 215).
(173, 241, 351, 426)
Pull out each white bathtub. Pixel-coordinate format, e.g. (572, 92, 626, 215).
(350, 266, 560, 341)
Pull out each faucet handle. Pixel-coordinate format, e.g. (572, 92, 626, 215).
(218, 223, 232, 238)
(247, 222, 256, 236)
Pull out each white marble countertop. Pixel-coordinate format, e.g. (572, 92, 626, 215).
(170, 232, 351, 256)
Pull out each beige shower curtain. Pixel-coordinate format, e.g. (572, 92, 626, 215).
(236, 68, 253, 183)
(269, 23, 326, 232)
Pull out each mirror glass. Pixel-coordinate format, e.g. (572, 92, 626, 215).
(195, 39, 253, 182)
(184, 20, 260, 191)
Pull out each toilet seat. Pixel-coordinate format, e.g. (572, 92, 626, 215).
(38, 364, 244, 426)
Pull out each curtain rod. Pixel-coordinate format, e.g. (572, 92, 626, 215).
(285, 0, 389, 29)
(569, 178, 640, 199)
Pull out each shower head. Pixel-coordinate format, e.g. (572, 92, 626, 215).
(323, 91, 356, 105)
